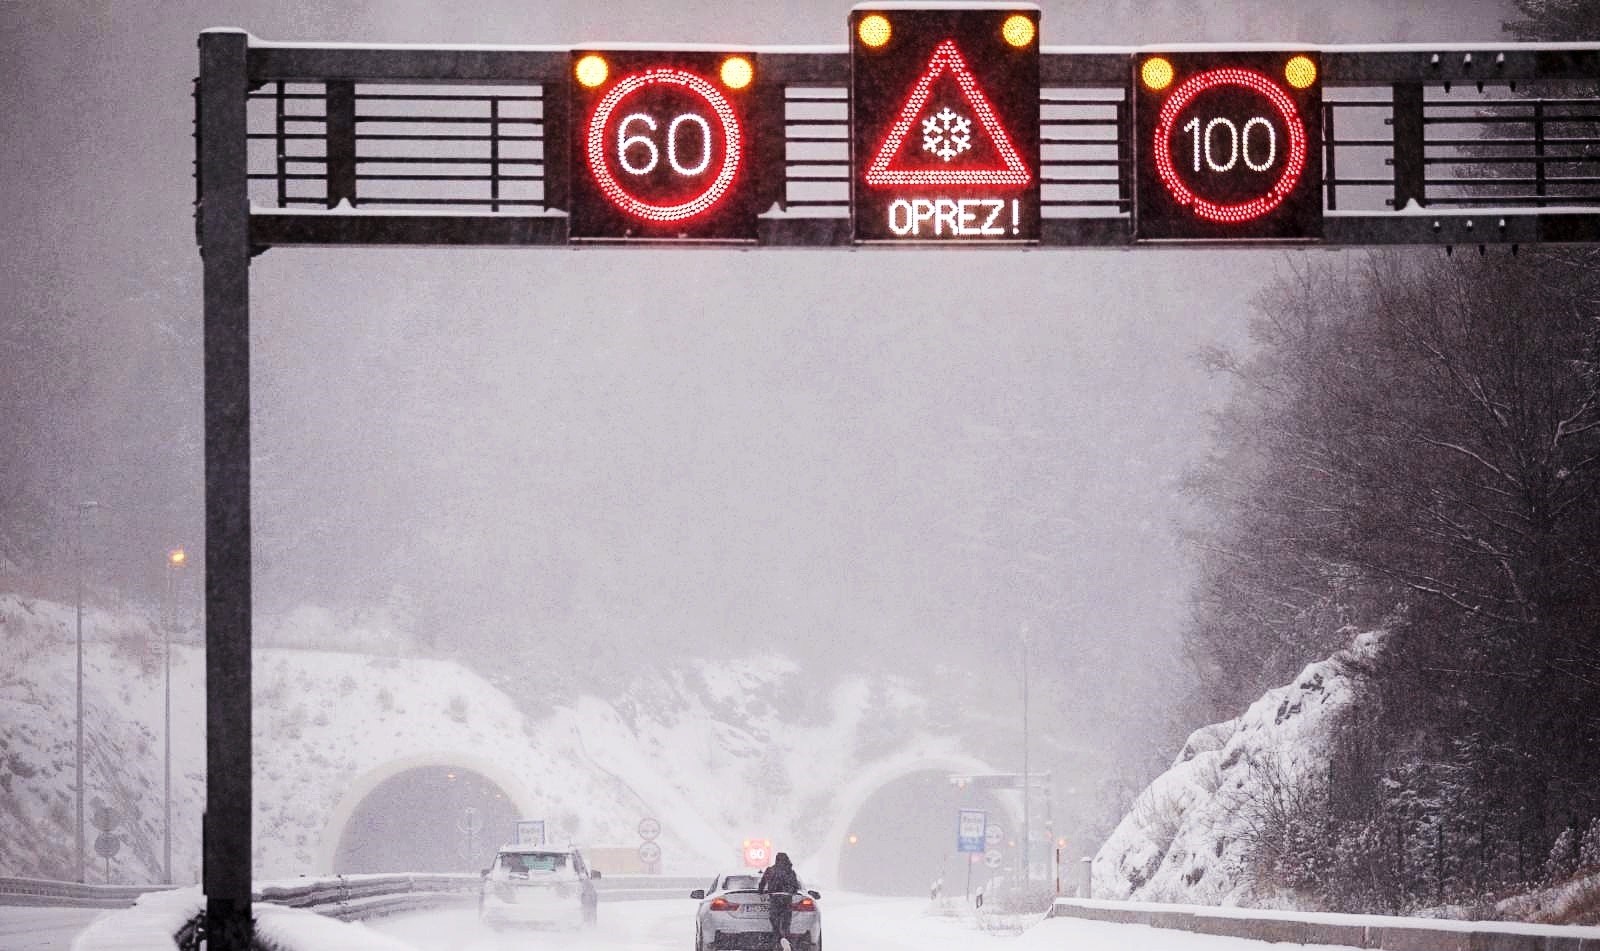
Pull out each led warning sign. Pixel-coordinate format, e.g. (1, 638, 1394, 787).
(1134, 51, 1323, 241)
(569, 50, 759, 241)
(851, 7, 1041, 243)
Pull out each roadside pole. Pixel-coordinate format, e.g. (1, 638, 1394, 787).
(198, 28, 254, 951)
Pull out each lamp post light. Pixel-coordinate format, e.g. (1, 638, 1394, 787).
(165, 547, 187, 885)
(75, 500, 99, 884)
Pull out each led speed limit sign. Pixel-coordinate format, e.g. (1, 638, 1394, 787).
(570, 50, 760, 240)
(1134, 51, 1322, 241)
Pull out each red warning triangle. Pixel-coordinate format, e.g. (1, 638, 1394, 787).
(865, 39, 1032, 188)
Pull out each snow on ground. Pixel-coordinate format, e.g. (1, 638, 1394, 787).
(1092, 630, 1387, 904)
(0, 907, 110, 951)
(64, 886, 202, 951)
(359, 894, 1375, 951)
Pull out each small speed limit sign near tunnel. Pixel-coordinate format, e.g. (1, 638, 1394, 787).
(1134, 51, 1322, 241)
(569, 50, 760, 240)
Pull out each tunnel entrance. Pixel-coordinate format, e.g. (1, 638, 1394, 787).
(331, 765, 522, 873)
(835, 769, 1011, 896)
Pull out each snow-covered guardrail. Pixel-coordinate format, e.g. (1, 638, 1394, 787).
(0, 875, 180, 908)
(595, 875, 709, 901)
(69, 873, 713, 950)
(1049, 898, 1600, 950)
(254, 872, 480, 921)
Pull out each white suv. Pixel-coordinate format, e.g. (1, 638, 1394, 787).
(478, 845, 601, 929)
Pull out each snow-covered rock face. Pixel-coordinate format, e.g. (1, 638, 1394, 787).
(1091, 630, 1386, 905)
(0, 593, 988, 884)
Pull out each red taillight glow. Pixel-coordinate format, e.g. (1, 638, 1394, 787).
(708, 897, 739, 911)
(1151, 67, 1308, 224)
(792, 896, 815, 910)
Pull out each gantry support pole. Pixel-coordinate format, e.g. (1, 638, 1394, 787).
(197, 28, 254, 951)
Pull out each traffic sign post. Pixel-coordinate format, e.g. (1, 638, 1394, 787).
(569, 49, 767, 241)
(638, 817, 661, 841)
(95, 833, 120, 883)
(957, 808, 987, 853)
(1133, 50, 1323, 241)
(638, 840, 662, 868)
(850, 6, 1040, 243)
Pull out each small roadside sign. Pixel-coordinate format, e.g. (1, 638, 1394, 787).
(459, 807, 484, 835)
(742, 838, 772, 868)
(638, 817, 661, 841)
(516, 819, 546, 846)
(94, 832, 120, 859)
(92, 804, 116, 832)
(985, 824, 1004, 846)
(638, 840, 662, 865)
(957, 809, 987, 853)
(984, 848, 1003, 869)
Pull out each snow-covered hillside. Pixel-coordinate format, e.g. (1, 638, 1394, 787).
(0, 593, 203, 883)
(1, 593, 952, 883)
(1091, 630, 1386, 905)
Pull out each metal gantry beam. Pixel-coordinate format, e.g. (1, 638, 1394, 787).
(192, 26, 1600, 950)
(213, 32, 1600, 250)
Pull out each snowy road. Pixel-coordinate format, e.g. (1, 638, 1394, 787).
(0, 906, 108, 951)
(368, 895, 1366, 951)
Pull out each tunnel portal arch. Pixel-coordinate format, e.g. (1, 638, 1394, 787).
(805, 752, 1023, 890)
(316, 752, 540, 874)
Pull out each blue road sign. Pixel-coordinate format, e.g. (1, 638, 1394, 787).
(957, 809, 987, 853)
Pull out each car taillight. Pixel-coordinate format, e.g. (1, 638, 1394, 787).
(708, 897, 739, 911)
(792, 896, 815, 910)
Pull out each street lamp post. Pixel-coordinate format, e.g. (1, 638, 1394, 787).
(1020, 623, 1030, 886)
(75, 500, 98, 884)
(165, 547, 187, 885)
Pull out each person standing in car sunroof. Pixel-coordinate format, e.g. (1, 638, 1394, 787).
(758, 852, 800, 951)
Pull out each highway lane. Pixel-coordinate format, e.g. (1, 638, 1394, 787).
(0, 906, 109, 951)
(368, 893, 1367, 951)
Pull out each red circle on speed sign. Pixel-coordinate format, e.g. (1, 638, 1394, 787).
(742, 839, 771, 868)
(1152, 67, 1309, 224)
(584, 68, 744, 224)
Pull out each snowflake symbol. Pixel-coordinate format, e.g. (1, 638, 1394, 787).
(921, 106, 973, 162)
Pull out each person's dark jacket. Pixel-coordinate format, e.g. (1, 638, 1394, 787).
(758, 853, 800, 894)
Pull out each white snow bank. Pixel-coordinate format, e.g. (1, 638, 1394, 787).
(1055, 895, 1600, 936)
(254, 902, 421, 951)
(69, 886, 202, 951)
(1020, 915, 1365, 951)
(1092, 630, 1387, 905)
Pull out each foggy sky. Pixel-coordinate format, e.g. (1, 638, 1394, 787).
(2, 0, 1516, 772)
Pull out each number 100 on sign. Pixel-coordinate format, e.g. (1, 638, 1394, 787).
(1134, 51, 1322, 241)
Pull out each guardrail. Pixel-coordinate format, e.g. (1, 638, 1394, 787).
(1049, 898, 1600, 950)
(0, 875, 179, 908)
(251, 872, 707, 919)
(596, 875, 708, 902)
(254, 873, 480, 921)
(57, 871, 712, 950)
